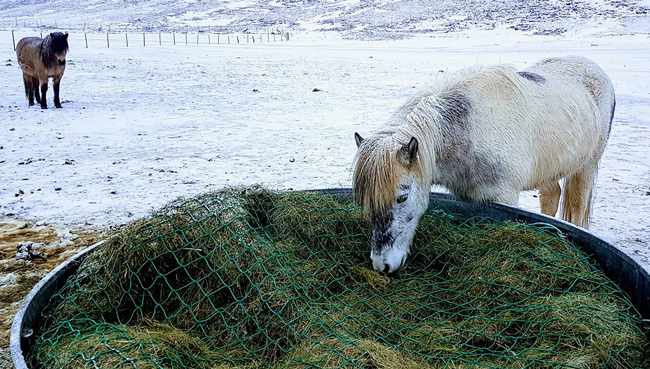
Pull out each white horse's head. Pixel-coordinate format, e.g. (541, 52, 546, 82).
(353, 132, 430, 273)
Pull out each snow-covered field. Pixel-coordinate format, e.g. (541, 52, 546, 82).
(1, 26, 649, 271)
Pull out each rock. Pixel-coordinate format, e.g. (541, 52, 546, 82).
(15, 251, 31, 260)
(16, 241, 46, 260)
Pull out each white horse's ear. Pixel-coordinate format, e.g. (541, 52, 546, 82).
(354, 132, 364, 148)
(50, 33, 55, 38)
(398, 137, 419, 165)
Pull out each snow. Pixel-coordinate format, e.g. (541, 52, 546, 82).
(0, 1, 649, 272)
(0, 273, 17, 287)
(226, 1, 256, 10)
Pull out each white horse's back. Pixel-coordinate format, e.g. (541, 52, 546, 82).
(450, 57, 614, 196)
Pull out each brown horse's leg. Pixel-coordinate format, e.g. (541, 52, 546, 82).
(39, 79, 48, 109)
(539, 181, 561, 217)
(33, 77, 41, 104)
(23, 75, 29, 97)
(23, 73, 34, 106)
(53, 76, 62, 108)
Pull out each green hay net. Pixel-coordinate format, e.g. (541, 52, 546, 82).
(30, 187, 649, 369)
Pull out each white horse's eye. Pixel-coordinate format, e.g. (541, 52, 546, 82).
(396, 194, 408, 204)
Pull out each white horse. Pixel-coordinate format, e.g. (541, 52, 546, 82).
(353, 56, 615, 273)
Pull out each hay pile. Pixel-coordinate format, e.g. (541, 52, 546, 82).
(31, 187, 649, 369)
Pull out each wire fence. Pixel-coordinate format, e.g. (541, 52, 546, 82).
(0, 17, 289, 34)
(3, 24, 292, 51)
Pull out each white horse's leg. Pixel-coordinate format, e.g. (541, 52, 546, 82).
(561, 166, 596, 228)
(539, 181, 561, 217)
(496, 190, 520, 207)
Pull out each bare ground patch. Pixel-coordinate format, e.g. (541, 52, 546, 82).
(0, 216, 103, 367)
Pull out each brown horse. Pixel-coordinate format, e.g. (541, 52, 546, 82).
(16, 32, 69, 109)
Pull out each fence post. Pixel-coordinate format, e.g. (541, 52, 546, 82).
(185, 33, 187, 45)
(159, 32, 161, 46)
(208, 34, 210, 44)
(236, 35, 239, 44)
(196, 34, 199, 44)
(126, 33, 129, 47)
(107, 32, 110, 48)
(12, 30, 16, 51)
(143, 32, 145, 47)
(85, 33, 88, 48)
(173, 33, 176, 45)
(40, 32, 43, 39)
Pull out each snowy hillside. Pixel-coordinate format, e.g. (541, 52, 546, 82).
(0, 0, 649, 39)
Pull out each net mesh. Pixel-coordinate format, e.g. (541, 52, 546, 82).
(30, 187, 649, 369)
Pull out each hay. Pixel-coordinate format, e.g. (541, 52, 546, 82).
(31, 187, 649, 369)
(35, 319, 222, 369)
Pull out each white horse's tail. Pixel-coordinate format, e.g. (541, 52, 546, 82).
(561, 168, 596, 229)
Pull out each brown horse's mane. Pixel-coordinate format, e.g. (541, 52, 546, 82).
(39, 32, 69, 69)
